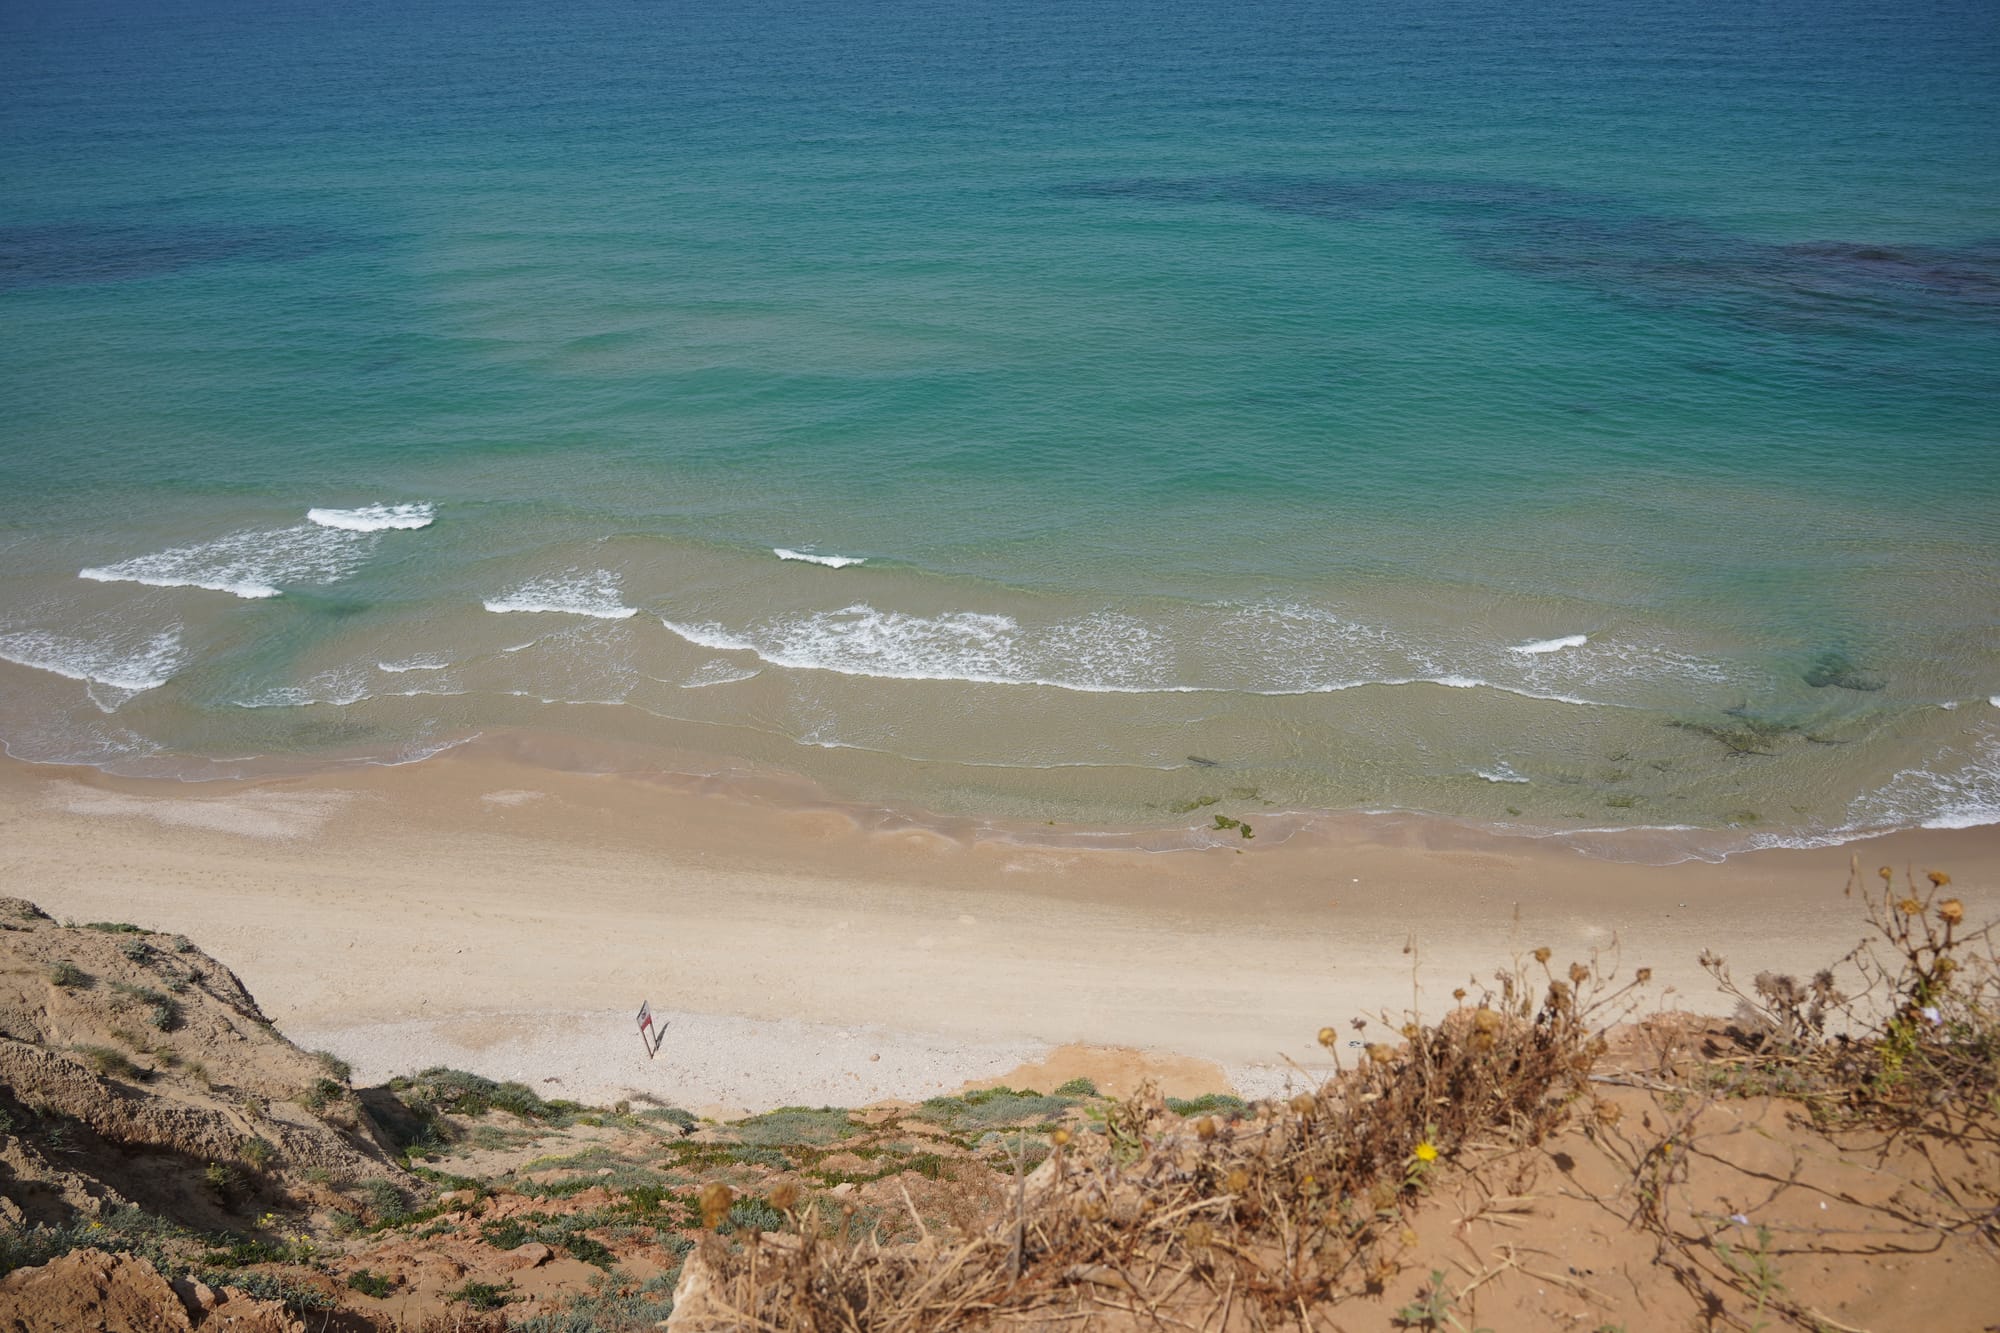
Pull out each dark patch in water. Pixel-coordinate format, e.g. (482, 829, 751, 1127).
(1803, 649, 1886, 692)
(1057, 174, 2000, 338)
(0, 220, 340, 292)
(1667, 708, 1805, 757)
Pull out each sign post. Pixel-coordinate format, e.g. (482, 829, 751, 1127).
(636, 1000, 657, 1059)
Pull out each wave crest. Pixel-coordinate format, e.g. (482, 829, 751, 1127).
(774, 547, 864, 569)
(483, 571, 638, 620)
(308, 502, 435, 532)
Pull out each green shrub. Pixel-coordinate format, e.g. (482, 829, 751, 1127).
(450, 1280, 517, 1311)
(48, 961, 91, 989)
(359, 1178, 408, 1225)
(313, 1050, 352, 1082)
(391, 1067, 576, 1124)
(509, 1272, 680, 1333)
(301, 1077, 346, 1112)
(1054, 1077, 1098, 1097)
(728, 1145, 795, 1170)
(635, 1106, 697, 1131)
(346, 1268, 395, 1298)
(195, 1271, 333, 1314)
(1165, 1093, 1249, 1118)
(202, 1163, 239, 1202)
(725, 1198, 785, 1234)
(238, 1136, 276, 1173)
(109, 982, 181, 1032)
(915, 1088, 1076, 1132)
(733, 1107, 858, 1147)
(83, 921, 143, 934)
(72, 1044, 141, 1080)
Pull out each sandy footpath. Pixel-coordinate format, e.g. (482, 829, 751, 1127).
(3, 748, 1996, 1111)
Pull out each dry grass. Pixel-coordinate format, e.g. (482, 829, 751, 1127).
(1699, 861, 1999, 1124)
(670, 945, 1653, 1330)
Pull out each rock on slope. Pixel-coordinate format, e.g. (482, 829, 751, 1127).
(0, 1248, 299, 1333)
(0, 898, 407, 1234)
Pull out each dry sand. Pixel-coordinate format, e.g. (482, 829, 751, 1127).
(4, 747, 1996, 1112)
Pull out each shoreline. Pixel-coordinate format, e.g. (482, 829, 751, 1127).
(4, 747, 1997, 1112)
(7, 715, 1986, 870)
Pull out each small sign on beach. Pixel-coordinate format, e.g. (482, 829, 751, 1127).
(636, 999, 660, 1059)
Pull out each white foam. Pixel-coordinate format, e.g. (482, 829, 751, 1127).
(80, 524, 376, 600)
(1509, 634, 1589, 655)
(774, 547, 865, 569)
(307, 502, 435, 532)
(483, 571, 638, 620)
(378, 656, 452, 673)
(1846, 728, 2000, 835)
(683, 659, 763, 689)
(1402, 675, 1601, 708)
(654, 603, 1618, 703)
(0, 627, 183, 704)
(659, 618, 758, 653)
(1476, 762, 1530, 784)
(80, 567, 280, 599)
(1991, 696, 2000, 709)
(234, 670, 373, 709)
(660, 605, 1176, 693)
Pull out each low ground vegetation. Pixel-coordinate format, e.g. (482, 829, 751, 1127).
(2, 867, 1996, 1330)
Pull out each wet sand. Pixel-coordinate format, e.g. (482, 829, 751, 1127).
(3, 746, 1994, 1111)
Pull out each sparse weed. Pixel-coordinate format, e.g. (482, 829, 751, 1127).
(72, 1044, 142, 1080)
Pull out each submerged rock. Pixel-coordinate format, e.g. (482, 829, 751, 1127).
(1803, 650, 1886, 692)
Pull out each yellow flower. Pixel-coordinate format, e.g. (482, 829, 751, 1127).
(1414, 1141, 1437, 1163)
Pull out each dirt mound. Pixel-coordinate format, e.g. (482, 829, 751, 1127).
(0, 899, 406, 1232)
(0, 1248, 299, 1332)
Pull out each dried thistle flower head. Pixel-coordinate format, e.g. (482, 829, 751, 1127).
(1452, 987, 1467, 1001)
(1049, 1127, 1071, 1147)
(1183, 1220, 1213, 1249)
(1928, 870, 1952, 887)
(1195, 1116, 1218, 1141)
(1473, 1007, 1500, 1033)
(1636, 967, 1653, 983)
(1569, 962, 1590, 985)
(698, 1182, 735, 1230)
(1879, 865, 1894, 882)
(1317, 1026, 1338, 1048)
(1366, 1043, 1394, 1064)
(1400, 1022, 1420, 1041)
(768, 1182, 799, 1213)
(1899, 897, 1923, 916)
(1289, 1093, 1317, 1118)
(1939, 898, 1964, 925)
(1225, 1168, 1250, 1194)
(1533, 946, 1552, 964)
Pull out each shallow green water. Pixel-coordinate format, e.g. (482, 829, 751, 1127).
(3, 0, 1997, 853)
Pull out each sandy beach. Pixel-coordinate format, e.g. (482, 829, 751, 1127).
(4, 743, 1996, 1113)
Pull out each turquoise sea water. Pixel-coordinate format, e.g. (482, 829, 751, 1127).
(3, 0, 1997, 855)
